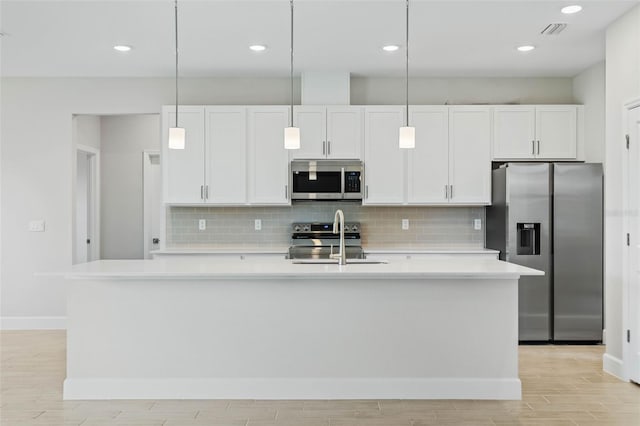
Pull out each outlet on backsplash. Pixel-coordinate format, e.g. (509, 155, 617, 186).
(198, 219, 206, 231)
(401, 219, 409, 230)
(255, 219, 262, 231)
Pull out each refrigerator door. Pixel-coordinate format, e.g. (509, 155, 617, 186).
(553, 163, 603, 341)
(507, 163, 552, 341)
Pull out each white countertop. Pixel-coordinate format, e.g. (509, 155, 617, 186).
(151, 247, 498, 255)
(64, 257, 541, 280)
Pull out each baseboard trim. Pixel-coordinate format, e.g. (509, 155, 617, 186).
(1, 316, 66, 330)
(63, 377, 522, 400)
(603, 353, 625, 380)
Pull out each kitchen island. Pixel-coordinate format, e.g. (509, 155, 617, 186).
(62, 257, 541, 400)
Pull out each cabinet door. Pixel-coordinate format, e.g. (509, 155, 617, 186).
(326, 106, 363, 159)
(205, 107, 247, 204)
(289, 106, 326, 160)
(492, 106, 535, 159)
(247, 107, 291, 205)
(535, 106, 577, 159)
(162, 106, 206, 204)
(407, 106, 449, 204)
(448, 106, 492, 205)
(363, 107, 405, 205)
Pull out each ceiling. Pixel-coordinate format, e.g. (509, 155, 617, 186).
(1, 0, 638, 78)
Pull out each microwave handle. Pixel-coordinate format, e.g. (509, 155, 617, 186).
(340, 167, 345, 198)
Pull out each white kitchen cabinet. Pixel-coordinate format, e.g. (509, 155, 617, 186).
(448, 106, 492, 205)
(493, 105, 578, 160)
(406, 106, 491, 205)
(162, 106, 206, 204)
(247, 106, 291, 205)
(363, 106, 406, 205)
(162, 106, 247, 205)
(407, 106, 449, 204)
(205, 107, 247, 204)
(289, 106, 362, 160)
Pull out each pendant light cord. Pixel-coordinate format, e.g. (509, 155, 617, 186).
(175, 0, 179, 128)
(405, 0, 409, 127)
(290, 0, 294, 127)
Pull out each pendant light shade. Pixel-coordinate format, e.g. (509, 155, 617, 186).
(399, 0, 415, 149)
(284, 0, 300, 150)
(284, 126, 300, 150)
(168, 127, 186, 150)
(169, 0, 185, 150)
(399, 126, 415, 149)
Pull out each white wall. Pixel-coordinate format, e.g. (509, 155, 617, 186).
(100, 115, 159, 260)
(73, 115, 101, 150)
(0, 76, 575, 328)
(351, 77, 574, 105)
(604, 4, 640, 375)
(572, 62, 606, 164)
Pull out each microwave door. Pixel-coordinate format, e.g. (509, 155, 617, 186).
(292, 171, 342, 199)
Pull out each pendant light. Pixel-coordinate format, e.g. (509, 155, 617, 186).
(168, 0, 185, 150)
(284, 0, 300, 150)
(399, 0, 415, 149)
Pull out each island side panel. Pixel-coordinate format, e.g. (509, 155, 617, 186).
(65, 277, 520, 399)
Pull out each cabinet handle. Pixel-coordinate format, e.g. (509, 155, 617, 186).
(450, 185, 453, 199)
(532, 140, 535, 155)
(537, 140, 540, 155)
(365, 185, 369, 199)
(205, 185, 209, 200)
(322, 141, 326, 156)
(285, 185, 288, 200)
(328, 141, 331, 156)
(445, 185, 448, 199)
(200, 185, 204, 200)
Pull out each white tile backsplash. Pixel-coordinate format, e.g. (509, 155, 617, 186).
(166, 203, 485, 250)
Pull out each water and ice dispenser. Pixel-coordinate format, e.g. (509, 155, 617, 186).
(516, 223, 540, 255)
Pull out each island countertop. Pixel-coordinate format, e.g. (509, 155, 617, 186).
(64, 257, 542, 280)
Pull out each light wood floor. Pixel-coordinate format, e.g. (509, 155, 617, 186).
(1, 331, 639, 426)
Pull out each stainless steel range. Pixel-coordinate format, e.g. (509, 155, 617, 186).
(288, 222, 364, 260)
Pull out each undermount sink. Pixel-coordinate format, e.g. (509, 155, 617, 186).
(291, 259, 388, 265)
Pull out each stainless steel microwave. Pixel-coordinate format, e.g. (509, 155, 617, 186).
(290, 160, 364, 201)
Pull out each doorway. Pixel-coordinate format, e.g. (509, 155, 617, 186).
(624, 100, 640, 384)
(74, 145, 100, 264)
(143, 150, 162, 259)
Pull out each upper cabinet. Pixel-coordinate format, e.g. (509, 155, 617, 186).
(162, 106, 207, 204)
(493, 105, 579, 160)
(247, 106, 291, 205)
(363, 106, 406, 205)
(407, 106, 491, 205)
(289, 106, 363, 160)
(448, 106, 492, 205)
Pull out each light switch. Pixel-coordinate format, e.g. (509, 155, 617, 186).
(254, 219, 262, 231)
(474, 218, 482, 230)
(402, 219, 409, 230)
(28, 220, 45, 232)
(198, 219, 206, 231)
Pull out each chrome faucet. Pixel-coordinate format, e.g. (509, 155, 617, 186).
(330, 209, 347, 265)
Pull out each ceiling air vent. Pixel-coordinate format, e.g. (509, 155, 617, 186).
(541, 23, 567, 35)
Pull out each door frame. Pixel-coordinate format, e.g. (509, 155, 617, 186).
(143, 150, 162, 258)
(75, 144, 100, 262)
(623, 97, 640, 383)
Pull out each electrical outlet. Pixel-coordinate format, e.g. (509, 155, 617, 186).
(28, 220, 45, 232)
(254, 219, 262, 231)
(474, 218, 482, 230)
(198, 219, 206, 231)
(402, 219, 409, 230)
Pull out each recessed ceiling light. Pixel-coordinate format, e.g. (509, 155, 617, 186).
(382, 45, 400, 52)
(561, 5, 583, 14)
(113, 45, 132, 52)
(249, 45, 267, 52)
(517, 45, 536, 52)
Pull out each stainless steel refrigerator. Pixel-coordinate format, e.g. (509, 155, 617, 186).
(486, 163, 603, 342)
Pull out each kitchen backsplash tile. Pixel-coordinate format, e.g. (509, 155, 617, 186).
(166, 204, 485, 250)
